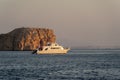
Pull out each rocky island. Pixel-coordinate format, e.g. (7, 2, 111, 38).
(0, 27, 56, 51)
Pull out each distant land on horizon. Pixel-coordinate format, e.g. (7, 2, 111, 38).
(71, 46, 120, 50)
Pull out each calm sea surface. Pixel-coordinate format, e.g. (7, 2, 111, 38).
(0, 50, 120, 80)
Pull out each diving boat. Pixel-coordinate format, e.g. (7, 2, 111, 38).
(32, 43, 70, 54)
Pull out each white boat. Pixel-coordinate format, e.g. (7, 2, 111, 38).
(33, 43, 70, 54)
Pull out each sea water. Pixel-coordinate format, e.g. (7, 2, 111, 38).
(0, 50, 120, 80)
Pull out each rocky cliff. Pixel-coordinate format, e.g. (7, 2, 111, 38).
(0, 27, 56, 51)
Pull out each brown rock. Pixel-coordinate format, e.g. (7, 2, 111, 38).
(0, 27, 56, 51)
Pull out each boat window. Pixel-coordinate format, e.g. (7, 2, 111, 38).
(47, 43, 51, 46)
(55, 44, 57, 46)
(45, 48, 48, 50)
(51, 47, 60, 49)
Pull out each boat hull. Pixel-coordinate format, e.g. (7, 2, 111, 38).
(36, 49, 69, 54)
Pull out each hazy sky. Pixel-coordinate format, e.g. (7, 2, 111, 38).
(0, 0, 120, 48)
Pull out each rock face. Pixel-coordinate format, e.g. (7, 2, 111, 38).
(0, 27, 56, 51)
